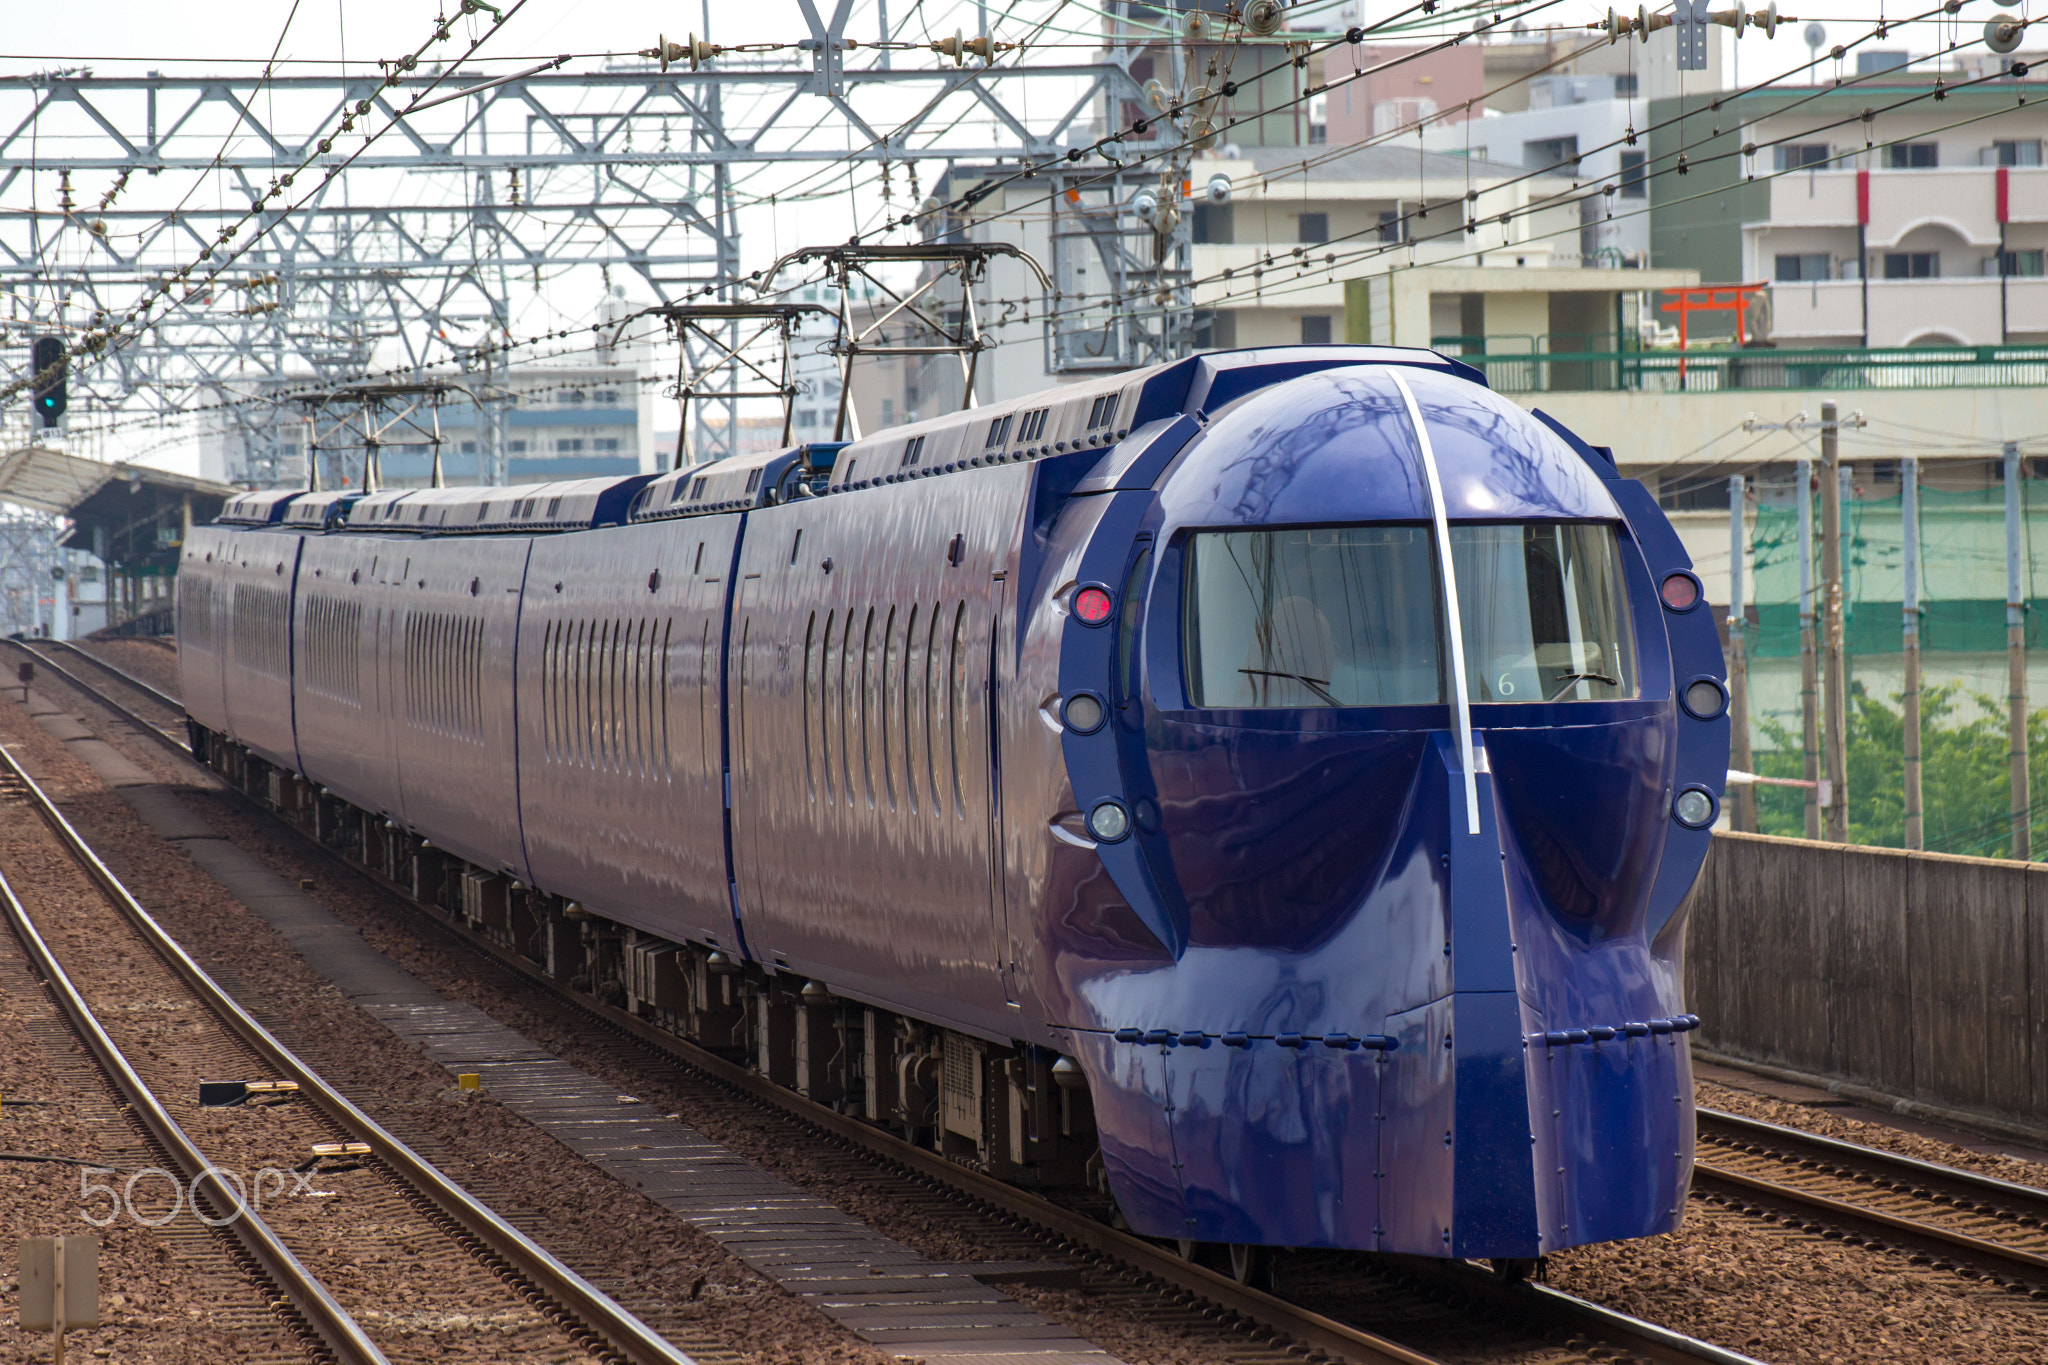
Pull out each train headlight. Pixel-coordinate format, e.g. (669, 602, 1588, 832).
(1072, 585, 1115, 625)
(1672, 787, 1716, 829)
(1062, 693, 1106, 733)
(1681, 677, 1728, 720)
(1659, 570, 1702, 612)
(1088, 800, 1131, 842)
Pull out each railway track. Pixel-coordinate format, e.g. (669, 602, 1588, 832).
(0, 733, 697, 1365)
(10, 639, 1771, 1365)
(1694, 1107, 2048, 1295)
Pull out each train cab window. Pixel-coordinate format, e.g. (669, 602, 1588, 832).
(1185, 527, 1442, 708)
(1182, 522, 1637, 709)
(1117, 548, 1151, 706)
(1451, 523, 1636, 703)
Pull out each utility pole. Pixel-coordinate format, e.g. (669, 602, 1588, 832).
(1727, 475, 1755, 831)
(1902, 455, 1923, 850)
(2006, 441, 2031, 860)
(1821, 401, 1849, 843)
(1798, 457, 1821, 839)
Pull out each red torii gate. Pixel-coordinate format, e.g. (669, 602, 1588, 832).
(1659, 282, 1769, 379)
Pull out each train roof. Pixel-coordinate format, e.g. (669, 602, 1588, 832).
(629, 445, 810, 523)
(281, 490, 365, 528)
(333, 473, 658, 534)
(209, 348, 1487, 536)
(217, 489, 306, 526)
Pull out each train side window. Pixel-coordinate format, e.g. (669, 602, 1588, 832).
(821, 609, 838, 804)
(948, 601, 967, 819)
(1117, 547, 1152, 709)
(803, 612, 818, 801)
(839, 610, 858, 804)
(903, 603, 921, 815)
(658, 617, 674, 783)
(860, 608, 876, 808)
(881, 606, 899, 811)
(925, 602, 944, 817)
(697, 619, 713, 784)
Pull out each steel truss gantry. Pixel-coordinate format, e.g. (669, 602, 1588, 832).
(0, 1, 1186, 481)
(296, 382, 470, 492)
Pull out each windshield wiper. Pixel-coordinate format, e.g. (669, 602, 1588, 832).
(1240, 667, 1341, 707)
(1545, 670, 1621, 702)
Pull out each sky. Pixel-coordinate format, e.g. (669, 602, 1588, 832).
(0, 0, 2032, 469)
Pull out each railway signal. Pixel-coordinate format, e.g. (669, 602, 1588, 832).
(30, 336, 66, 428)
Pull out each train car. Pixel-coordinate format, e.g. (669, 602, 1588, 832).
(181, 344, 1726, 1277)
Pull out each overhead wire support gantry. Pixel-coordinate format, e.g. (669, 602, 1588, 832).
(293, 381, 472, 493)
(633, 302, 839, 468)
(759, 242, 1050, 442)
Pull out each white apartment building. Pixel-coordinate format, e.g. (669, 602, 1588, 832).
(1421, 76, 1653, 267)
(1737, 85, 2048, 346)
(1188, 141, 1589, 347)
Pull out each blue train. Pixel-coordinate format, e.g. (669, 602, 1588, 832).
(180, 345, 1726, 1278)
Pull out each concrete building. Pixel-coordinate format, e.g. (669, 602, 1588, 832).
(1420, 77, 1654, 267)
(1650, 65, 2048, 344)
(1190, 142, 1598, 349)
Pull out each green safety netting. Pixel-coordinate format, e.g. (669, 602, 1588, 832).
(1739, 483, 2048, 858)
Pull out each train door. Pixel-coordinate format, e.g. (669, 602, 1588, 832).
(983, 576, 1013, 998)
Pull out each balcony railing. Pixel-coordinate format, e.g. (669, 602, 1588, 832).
(1435, 339, 2048, 393)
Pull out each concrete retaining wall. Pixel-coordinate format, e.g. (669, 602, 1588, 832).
(1686, 831, 2048, 1127)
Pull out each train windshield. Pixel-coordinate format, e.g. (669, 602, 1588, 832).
(1182, 522, 1637, 708)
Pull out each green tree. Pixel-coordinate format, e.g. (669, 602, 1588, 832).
(1751, 683, 2048, 859)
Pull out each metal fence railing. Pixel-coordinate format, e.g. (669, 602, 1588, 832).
(1433, 342, 2048, 394)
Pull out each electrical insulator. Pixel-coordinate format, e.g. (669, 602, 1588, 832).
(1986, 13, 2026, 55)
(1245, 0, 1284, 36)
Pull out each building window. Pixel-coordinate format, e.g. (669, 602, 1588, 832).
(1619, 150, 1647, 198)
(1192, 204, 1233, 244)
(1775, 144, 1831, 172)
(507, 440, 528, 454)
(1614, 72, 1638, 98)
(1377, 209, 1405, 243)
(594, 438, 621, 453)
(593, 389, 621, 405)
(880, 398, 894, 425)
(1985, 140, 2044, 166)
(1883, 252, 1939, 278)
(1884, 143, 1939, 169)
(1298, 212, 1329, 244)
(1775, 253, 1831, 282)
(1526, 135, 1580, 173)
(558, 389, 586, 404)
(460, 441, 476, 455)
(1987, 249, 2047, 276)
(1300, 315, 1333, 345)
(797, 410, 817, 427)
(558, 438, 585, 454)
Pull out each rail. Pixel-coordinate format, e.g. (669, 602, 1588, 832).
(1694, 1106, 2048, 1286)
(43, 639, 182, 712)
(0, 762, 388, 1365)
(0, 738, 698, 1365)
(18, 642, 1773, 1365)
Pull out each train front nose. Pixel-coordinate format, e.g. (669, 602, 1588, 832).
(1053, 360, 1718, 1257)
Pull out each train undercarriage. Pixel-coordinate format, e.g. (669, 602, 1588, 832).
(191, 721, 1113, 1210)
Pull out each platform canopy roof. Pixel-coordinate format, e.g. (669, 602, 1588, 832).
(0, 444, 235, 570)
